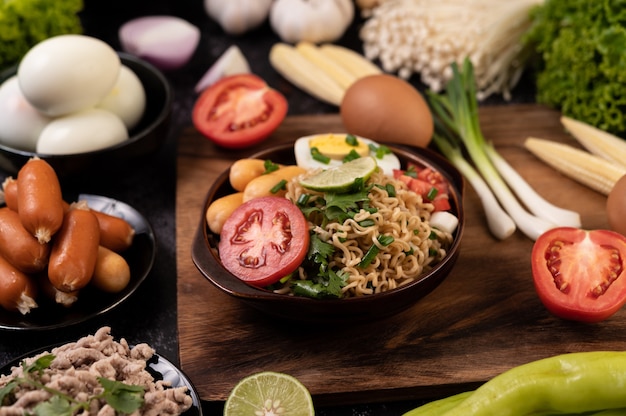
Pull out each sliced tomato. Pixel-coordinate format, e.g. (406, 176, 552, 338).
(218, 196, 309, 287)
(532, 227, 626, 323)
(192, 74, 287, 149)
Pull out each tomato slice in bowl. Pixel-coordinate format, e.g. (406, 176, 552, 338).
(532, 227, 626, 323)
(218, 196, 309, 287)
(192, 74, 287, 149)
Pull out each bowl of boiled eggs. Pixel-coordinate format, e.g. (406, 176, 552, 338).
(0, 34, 172, 178)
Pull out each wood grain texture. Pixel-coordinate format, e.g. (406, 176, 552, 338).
(176, 104, 626, 406)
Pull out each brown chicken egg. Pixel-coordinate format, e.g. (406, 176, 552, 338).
(340, 74, 433, 148)
(607, 174, 626, 235)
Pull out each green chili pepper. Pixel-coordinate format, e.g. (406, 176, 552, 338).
(404, 351, 626, 416)
(403, 391, 473, 416)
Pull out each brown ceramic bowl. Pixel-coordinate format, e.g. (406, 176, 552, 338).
(192, 143, 465, 323)
(0, 52, 171, 178)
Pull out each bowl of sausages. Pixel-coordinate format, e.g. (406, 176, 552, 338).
(0, 157, 156, 331)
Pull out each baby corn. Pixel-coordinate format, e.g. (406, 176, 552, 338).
(295, 42, 357, 90)
(524, 137, 626, 195)
(270, 43, 344, 106)
(561, 116, 626, 170)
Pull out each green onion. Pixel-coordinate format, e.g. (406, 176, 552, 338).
(297, 193, 310, 206)
(264, 160, 280, 174)
(427, 58, 568, 240)
(368, 143, 392, 159)
(345, 134, 359, 146)
(270, 179, 287, 194)
(426, 187, 439, 200)
(358, 235, 395, 268)
(343, 149, 361, 163)
(358, 219, 376, 228)
(310, 147, 330, 164)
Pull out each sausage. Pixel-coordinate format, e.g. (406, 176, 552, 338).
(48, 202, 100, 292)
(0, 207, 49, 273)
(17, 157, 65, 243)
(243, 165, 307, 202)
(2, 176, 17, 211)
(0, 253, 38, 314)
(91, 246, 131, 293)
(90, 210, 135, 252)
(36, 273, 78, 307)
(206, 192, 244, 234)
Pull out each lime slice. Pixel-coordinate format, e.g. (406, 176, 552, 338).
(299, 156, 377, 192)
(224, 371, 315, 416)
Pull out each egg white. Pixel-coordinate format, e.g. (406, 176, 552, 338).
(294, 134, 401, 175)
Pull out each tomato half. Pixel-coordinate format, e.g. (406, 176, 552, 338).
(531, 227, 626, 323)
(218, 196, 309, 287)
(192, 74, 288, 149)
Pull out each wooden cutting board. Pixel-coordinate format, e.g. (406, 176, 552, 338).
(176, 104, 626, 406)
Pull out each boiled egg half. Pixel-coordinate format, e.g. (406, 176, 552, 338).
(294, 133, 401, 174)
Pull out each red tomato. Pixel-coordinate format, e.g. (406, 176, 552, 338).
(218, 196, 309, 287)
(393, 166, 451, 212)
(532, 227, 626, 323)
(192, 74, 288, 149)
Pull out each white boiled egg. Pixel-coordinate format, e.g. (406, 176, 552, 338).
(18, 34, 120, 117)
(37, 108, 128, 155)
(97, 65, 146, 130)
(0, 76, 51, 151)
(294, 133, 401, 174)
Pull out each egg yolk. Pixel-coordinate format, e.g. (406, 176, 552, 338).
(309, 134, 370, 160)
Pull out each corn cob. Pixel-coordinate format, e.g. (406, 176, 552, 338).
(561, 116, 626, 170)
(295, 42, 358, 90)
(269, 43, 345, 106)
(318, 43, 382, 79)
(525, 137, 626, 195)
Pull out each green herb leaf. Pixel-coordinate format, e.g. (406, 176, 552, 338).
(33, 395, 73, 416)
(99, 378, 145, 414)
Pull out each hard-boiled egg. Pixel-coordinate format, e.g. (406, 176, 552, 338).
(294, 133, 401, 174)
(37, 108, 128, 155)
(0, 76, 51, 152)
(97, 65, 146, 130)
(18, 34, 121, 117)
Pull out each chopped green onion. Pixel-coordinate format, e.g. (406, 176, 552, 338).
(426, 187, 439, 200)
(368, 143, 392, 159)
(345, 134, 359, 146)
(270, 179, 287, 194)
(264, 160, 280, 174)
(358, 235, 395, 268)
(297, 193, 310, 206)
(404, 165, 418, 178)
(343, 149, 361, 163)
(310, 147, 331, 164)
(386, 184, 396, 197)
(358, 219, 376, 227)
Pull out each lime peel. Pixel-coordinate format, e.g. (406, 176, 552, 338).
(299, 156, 378, 193)
(224, 371, 315, 416)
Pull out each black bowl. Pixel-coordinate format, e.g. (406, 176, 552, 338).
(192, 143, 465, 323)
(0, 52, 172, 178)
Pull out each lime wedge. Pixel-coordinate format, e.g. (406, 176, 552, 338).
(299, 156, 377, 192)
(224, 371, 315, 416)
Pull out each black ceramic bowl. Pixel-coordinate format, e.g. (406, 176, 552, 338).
(192, 143, 465, 324)
(0, 52, 171, 178)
